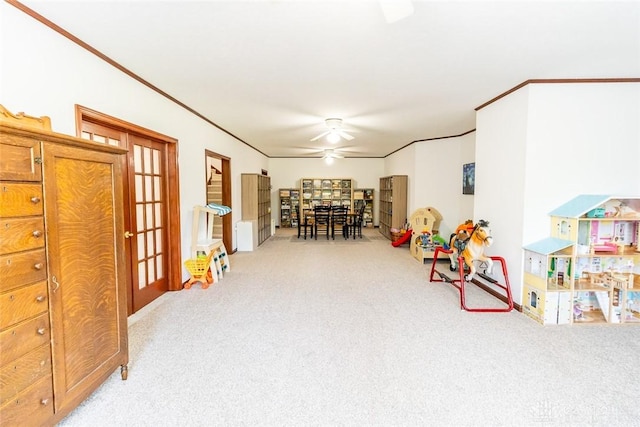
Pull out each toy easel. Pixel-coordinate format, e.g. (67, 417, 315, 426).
(188, 205, 231, 285)
(429, 247, 513, 312)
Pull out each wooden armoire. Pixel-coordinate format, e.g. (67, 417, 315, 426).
(241, 173, 271, 246)
(0, 106, 128, 425)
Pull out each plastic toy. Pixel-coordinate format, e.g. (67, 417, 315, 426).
(418, 229, 431, 247)
(391, 229, 412, 247)
(431, 234, 449, 250)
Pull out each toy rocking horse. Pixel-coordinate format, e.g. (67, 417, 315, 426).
(448, 219, 493, 282)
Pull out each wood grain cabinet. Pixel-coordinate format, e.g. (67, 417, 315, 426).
(0, 107, 128, 426)
(378, 175, 407, 239)
(241, 174, 271, 246)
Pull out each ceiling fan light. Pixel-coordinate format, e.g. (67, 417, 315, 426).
(324, 156, 334, 165)
(380, 0, 414, 23)
(327, 131, 340, 143)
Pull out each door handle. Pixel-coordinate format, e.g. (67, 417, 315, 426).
(124, 231, 134, 238)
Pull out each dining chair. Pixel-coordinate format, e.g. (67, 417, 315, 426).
(313, 205, 331, 240)
(295, 205, 313, 239)
(349, 203, 366, 239)
(330, 205, 349, 240)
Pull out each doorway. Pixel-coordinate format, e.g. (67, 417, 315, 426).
(205, 150, 232, 253)
(75, 105, 182, 315)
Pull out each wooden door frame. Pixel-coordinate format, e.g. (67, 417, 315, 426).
(205, 149, 232, 253)
(74, 105, 183, 293)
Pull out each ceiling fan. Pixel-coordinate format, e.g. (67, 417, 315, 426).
(299, 146, 354, 162)
(322, 149, 343, 164)
(322, 149, 343, 159)
(310, 118, 355, 143)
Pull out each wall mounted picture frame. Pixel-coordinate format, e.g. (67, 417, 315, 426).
(463, 162, 475, 195)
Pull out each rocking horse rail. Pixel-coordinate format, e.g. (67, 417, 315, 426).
(429, 248, 513, 312)
(459, 256, 514, 312)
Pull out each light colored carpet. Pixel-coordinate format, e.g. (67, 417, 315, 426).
(288, 235, 371, 242)
(58, 228, 639, 427)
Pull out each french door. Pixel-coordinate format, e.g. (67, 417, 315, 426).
(76, 106, 181, 314)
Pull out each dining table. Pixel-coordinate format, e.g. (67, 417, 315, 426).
(301, 207, 361, 239)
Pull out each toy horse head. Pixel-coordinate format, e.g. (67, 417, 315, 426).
(471, 219, 492, 247)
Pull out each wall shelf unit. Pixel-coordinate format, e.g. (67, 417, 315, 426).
(279, 188, 299, 228)
(241, 174, 271, 246)
(379, 175, 408, 239)
(300, 178, 353, 210)
(353, 188, 374, 227)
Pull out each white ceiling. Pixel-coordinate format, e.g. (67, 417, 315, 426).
(18, 0, 640, 158)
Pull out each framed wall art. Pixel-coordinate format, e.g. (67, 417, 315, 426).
(463, 162, 475, 195)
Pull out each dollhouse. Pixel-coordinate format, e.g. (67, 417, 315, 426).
(523, 195, 640, 325)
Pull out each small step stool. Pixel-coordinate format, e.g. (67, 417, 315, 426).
(189, 205, 231, 286)
(193, 240, 229, 283)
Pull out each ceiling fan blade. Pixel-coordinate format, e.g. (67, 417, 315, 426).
(338, 131, 354, 141)
(310, 131, 330, 142)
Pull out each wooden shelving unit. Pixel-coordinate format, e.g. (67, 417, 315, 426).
(300, 178, 353, 210)
(241, 174, 271, 246)
(354, 188, 374, 227)
(379, 175, 408, 239)
(279, 188, 299, 228)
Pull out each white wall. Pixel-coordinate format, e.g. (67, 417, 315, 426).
(476, 82, 640, 305)
(412, 133, 476, 239)
(0, 4, 268, 280)
(524, 83, 640, 244)
(474, 86, 530, 305)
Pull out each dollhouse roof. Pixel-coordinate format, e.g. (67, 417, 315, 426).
(523, 237, 574, 255)
(548, 195, 640, 218)
(547, 195, 611, 218)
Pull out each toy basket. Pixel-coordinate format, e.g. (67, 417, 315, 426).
(184, 250, 215, 289)
(184, 257, 210, 277)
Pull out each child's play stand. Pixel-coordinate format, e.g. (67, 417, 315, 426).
(184, 205, 231, 288)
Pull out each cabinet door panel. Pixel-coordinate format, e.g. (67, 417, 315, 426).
(0, 183, 43, 217)
(0, 374, 54, 427)
(0, 135, 42, 182)
(0, 313, 50, 365)
(0, 344, 52, 405)
(0, 281, 48, 329)
(0, 249, 47, 292)
(43, 142, 127, 414)
(0, 218, 45, 255)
